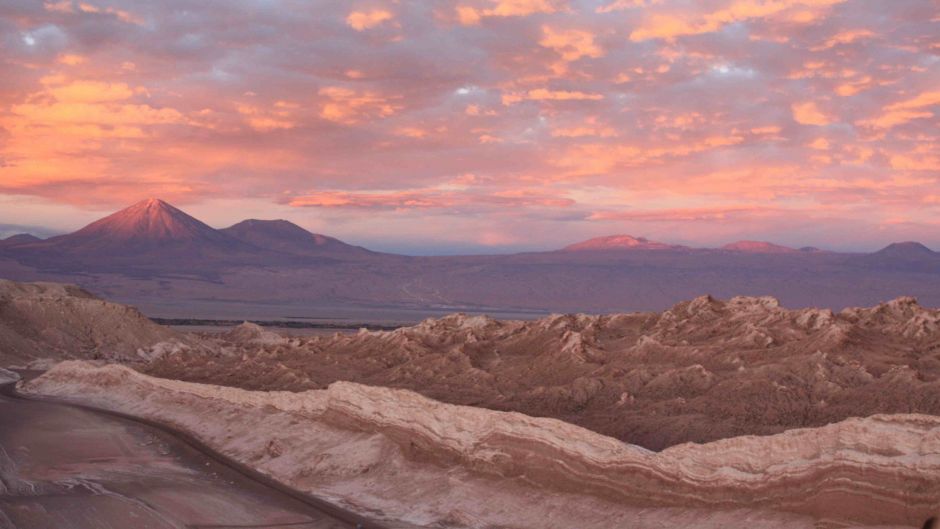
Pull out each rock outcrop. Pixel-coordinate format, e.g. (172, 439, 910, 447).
(148, 295, 940, 450)
(221, 321, 287, 345)
(0, 279, 189, 366)
(24, 362, 940, 528)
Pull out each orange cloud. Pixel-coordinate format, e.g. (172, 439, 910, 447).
(46, 1, 142, 24)
(394, 126, 429, 138)
(890, 144, 940, 171)
(550, 134, 746, 176)
(456, 0, 566, 25)
(815, 29, 875, 49)
(346, 9, 393, 30)
(551, 117, 617, 138)
(596, 0, 661, 13)
(57, 54, 86, 65)
(237, 101, 298, 132)
(289, 187, 574, 210)
(3, 0, 940, 249)
(629, 0, 846, 41)
(502, 88, 604, 104)
(539, 26, 603, 62)
(791, 101, 833, 126)
(318, 87, 402, 124)
(859, 91, 940, 129)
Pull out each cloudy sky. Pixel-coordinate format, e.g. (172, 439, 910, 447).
(0, 0, 938, 254)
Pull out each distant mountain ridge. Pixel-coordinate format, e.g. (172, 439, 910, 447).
(0, 234, 41, 247)
(720, 240, 798, 253)
(3, 199, 936, 258)
(221, 218, 375, 259)
(1, 198, 376, 273)
(1, 199, 939, 313)
(562, 235, 685, 251)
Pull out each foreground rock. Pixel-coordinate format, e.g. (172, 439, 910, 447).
(0, 279, 190, 366)
(24, 361, 938, 528)
(148, 295, 940, 449)
(0, 367, 19, 383)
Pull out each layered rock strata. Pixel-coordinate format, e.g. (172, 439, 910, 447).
(24, 362, 940, 528)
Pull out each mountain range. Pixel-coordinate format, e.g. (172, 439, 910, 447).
(1, 198, 938, 317)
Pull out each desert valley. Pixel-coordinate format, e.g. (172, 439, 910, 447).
(4, 276, 940, 528)
(3, 0, 940, 527)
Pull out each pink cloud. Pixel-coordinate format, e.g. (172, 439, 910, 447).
(289, 187, 575, 210)
(346, 9, 394, 31)
(0, 0, 938, 250)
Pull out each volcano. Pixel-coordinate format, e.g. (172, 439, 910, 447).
(12, 199, 269, 273)
(873, 241, 936, 258)
(854, 241, 940, 273)
(62, 199, 233, 247)
(221, 219, 376, 259)
(3, 200, 940, 311)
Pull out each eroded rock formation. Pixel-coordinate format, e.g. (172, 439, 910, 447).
(147, 294, 940, 449)
(24, 362, 940, 528)
(0, 279, 191, 366)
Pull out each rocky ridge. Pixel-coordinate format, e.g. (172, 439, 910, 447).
(148, 294, 940, 449)
(0, 279, 192, 366)
(23, 361, 940, 528)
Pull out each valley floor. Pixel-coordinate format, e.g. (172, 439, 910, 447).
(0, 377, 385, 529)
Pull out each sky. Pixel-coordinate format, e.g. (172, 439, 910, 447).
(0, 0, 938, 254)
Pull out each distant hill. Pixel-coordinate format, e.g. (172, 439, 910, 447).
(873, 241, 937, 258)
(221, 219, 376, 259)
(853, 241, 940, 273)
(562, 235, 685, 251)
(0, 234, 41, 247)
(721, 240, 798, 253)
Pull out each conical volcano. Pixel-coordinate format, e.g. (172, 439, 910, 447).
(67, 199, 232, 245)
(15, 199, 265, 273)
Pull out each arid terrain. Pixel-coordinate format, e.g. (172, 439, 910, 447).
(23, 361, 940, 529)
(0, 279, 191, 366)
(4, 0, 938, 526)
(146, 294, 940, 450)
(3, 278, 940, 527)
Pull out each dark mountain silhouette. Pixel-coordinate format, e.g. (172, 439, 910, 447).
(855, 241, 940, 273)
(0, 234, 41, 247)
(873, 241, 936, 258)
(221, 219, 376, 259)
